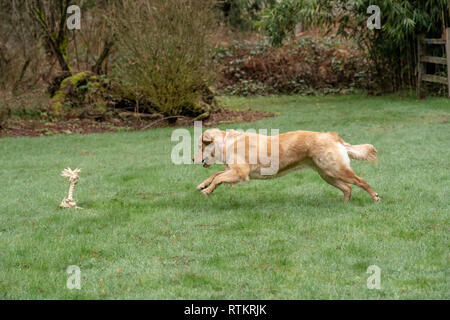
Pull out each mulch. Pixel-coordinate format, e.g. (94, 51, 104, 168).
(0, 108, 275, 138)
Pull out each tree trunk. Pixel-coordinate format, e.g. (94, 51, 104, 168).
(92, 40, 114, 75)
(29, 0, 71, 74)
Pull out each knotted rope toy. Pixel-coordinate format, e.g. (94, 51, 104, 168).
(60, 168, 82, 209)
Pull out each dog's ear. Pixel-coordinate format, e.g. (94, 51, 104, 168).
(202, 130, 215, 142)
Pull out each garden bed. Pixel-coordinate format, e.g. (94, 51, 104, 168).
(0, 108, 274, 138)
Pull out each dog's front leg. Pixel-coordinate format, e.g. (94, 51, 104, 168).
(197, 170, 227, 191)
(201, 166, 249, 195)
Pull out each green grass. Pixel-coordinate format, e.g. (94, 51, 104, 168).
(0, 94, 449, 299)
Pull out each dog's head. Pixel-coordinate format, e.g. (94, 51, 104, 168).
(193, 128, 224, 168)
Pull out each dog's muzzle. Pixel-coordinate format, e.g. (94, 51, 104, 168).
(192, 156, 211, 167)
(202, 157, 210, 168)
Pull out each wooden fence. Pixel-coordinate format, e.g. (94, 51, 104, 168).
(417, 27, 450, 98)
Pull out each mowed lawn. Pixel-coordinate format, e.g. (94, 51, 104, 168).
(0, 94, 448, 299)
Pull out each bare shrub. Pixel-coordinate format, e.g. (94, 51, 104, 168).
(0, 0, 42, 92)
(111, 0, 217, 116)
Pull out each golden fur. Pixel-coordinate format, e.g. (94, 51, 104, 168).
(193, 128, 380, 202)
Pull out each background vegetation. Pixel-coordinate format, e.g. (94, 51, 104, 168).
(260, 0, 450, 91)
(111, 0, 217, 117)
(217, 0, 277, 30)
(1, 0, 448, 128)
(217, 38, 370, 95)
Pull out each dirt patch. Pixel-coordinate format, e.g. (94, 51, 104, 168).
(0, 108, 275, 138)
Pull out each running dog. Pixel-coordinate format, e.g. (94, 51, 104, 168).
(193, 128, 380, 202)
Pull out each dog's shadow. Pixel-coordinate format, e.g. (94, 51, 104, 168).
(184, 185, 378, 215)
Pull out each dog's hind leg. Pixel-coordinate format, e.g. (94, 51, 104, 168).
(335, 168, 381, 202)
(316, 169, 352, 202)
(197, 169, 228, 190)
(201, 166, 250, 195)
(313, 143, 380, 202)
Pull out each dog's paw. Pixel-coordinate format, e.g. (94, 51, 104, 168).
(196, 184, 207, 191)
(201, 189, 212, 195)
(374, 193, 382, 202)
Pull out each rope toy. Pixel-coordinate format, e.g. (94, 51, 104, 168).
(60, 168, 82, 209)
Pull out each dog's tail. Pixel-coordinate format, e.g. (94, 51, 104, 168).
(343, 142, 377, 162)
(328, 132, 377, 162)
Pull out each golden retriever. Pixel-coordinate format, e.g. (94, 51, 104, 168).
(193, 128, 380, 202)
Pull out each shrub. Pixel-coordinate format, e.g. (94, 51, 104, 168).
(111, 0, 217, 117)
(217, 38, 370, 95)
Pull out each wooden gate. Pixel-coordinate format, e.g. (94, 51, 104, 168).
(417, 27, 450, 98)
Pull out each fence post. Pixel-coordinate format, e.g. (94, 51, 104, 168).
(417, 34, 424, 99)
(446, 28, 450, 98)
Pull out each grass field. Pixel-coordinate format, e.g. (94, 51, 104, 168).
(0, 94, 449, 299)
